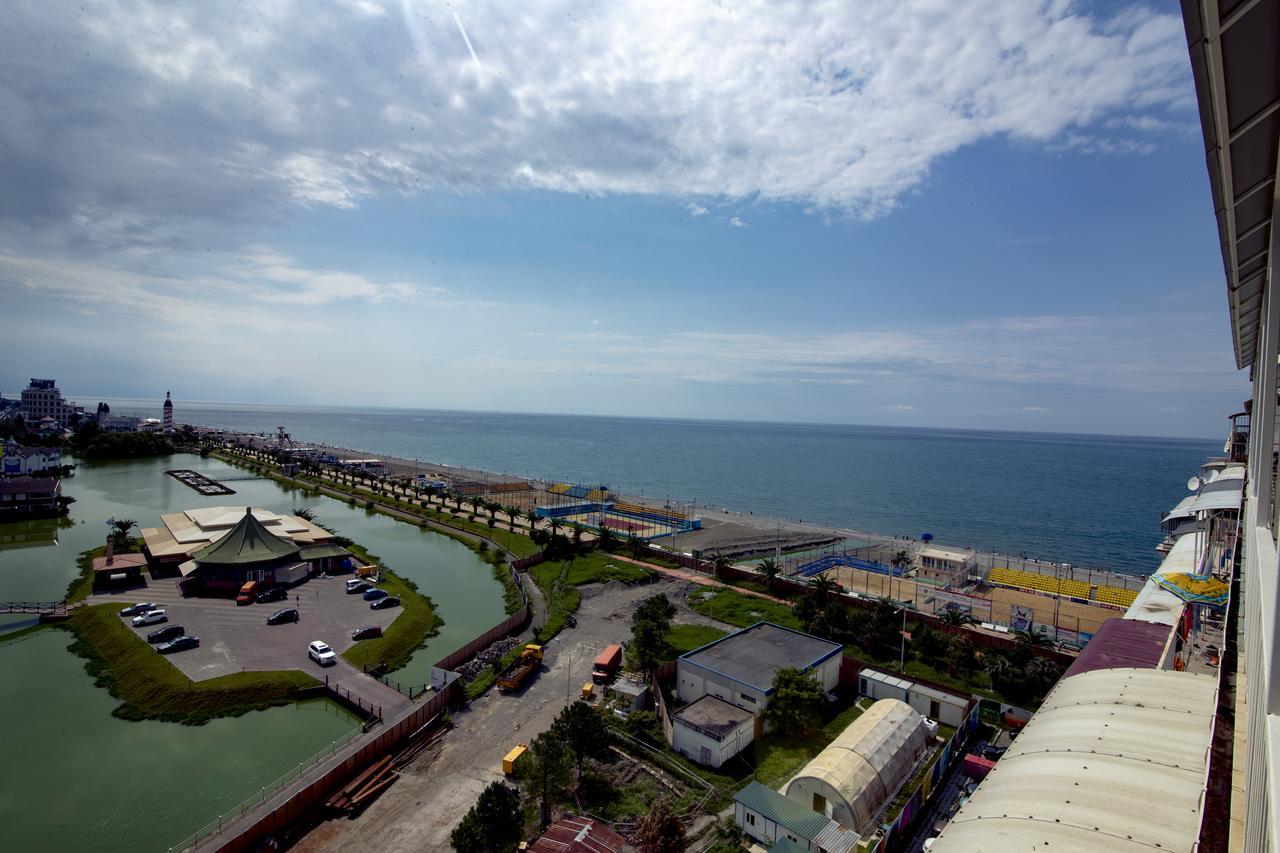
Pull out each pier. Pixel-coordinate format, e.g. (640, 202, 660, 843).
(166, 470, 236, 496)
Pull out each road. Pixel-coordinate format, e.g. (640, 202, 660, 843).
(294, 575, 731, 852)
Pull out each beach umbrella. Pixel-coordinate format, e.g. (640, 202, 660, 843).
(921, 532, 933, 542)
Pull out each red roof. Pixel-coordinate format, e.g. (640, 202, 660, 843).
(529, 816, 625, 853)
(1062, 617, 1172, 680)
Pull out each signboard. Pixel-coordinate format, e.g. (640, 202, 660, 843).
(1010, 604, 1035, 632)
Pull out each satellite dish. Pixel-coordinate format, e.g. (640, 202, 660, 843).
(1187, 476, 1202, 492)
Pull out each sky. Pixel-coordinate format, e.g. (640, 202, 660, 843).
(0, 0, 1250, 438)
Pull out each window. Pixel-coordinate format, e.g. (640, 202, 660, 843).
(813, 793, 827, 814)
(746, 813, 756, 826)
(930, 699, 941, 719)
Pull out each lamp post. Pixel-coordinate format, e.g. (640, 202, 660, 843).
(896, 606, 908, 674)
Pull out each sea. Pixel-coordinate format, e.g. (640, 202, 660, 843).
(93, 399, 1220, 574)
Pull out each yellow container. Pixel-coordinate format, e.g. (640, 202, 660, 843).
(503, 743, 528, 775)
(581, 682, 594, 700)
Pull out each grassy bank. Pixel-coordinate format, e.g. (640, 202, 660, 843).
(216, 451, 543, 558)
(66, 605, 318, 724)
(339, 542, 443, 673)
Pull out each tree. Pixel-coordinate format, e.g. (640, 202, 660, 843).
(525, 509, 541, 531)
(527, 730, 572, 828)
(634, 797, 685, 853)
(450, 780, 524, 853)
(944, 633, 976, 675)
(553, 700, 611, 779)
(596, 524, 618, 552)
(709, 553, 734, 581)
(111, 518, 137, 550)
(630, 593, 676, 673)
(939, 608, 976, 628)
(757, 558, 780, 593)
(548, 518, 562, 537)
(628, 534, 649, 558)
(764, 666, 826, 735)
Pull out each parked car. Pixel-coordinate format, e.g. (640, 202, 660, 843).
(119, 602, 157, 618)
(147, 624, 185, 644)
(235, 580, 259, 605)
(351, 625, 383, 641)
(308, 640, 337, 666)
(982, 745, 1008, 760)
(267, 608, 300, 625)
(362, 587, 389, 602)
(132, 609, 167, 627)
(345, 579, 371, 594)
(370, 596, 400, 611)
(158, 635, 199, 654)
(257, 586, 287, 603)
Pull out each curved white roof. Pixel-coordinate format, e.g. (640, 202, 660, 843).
(931, 668, 1216, 852)
(783, 699, 927, 832)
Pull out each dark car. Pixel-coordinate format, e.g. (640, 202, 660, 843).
(157, 635, 199, 654)
(257, 586, 288, 604)
(351, 625, 383, 641)
(982, 745, 1008, 761)
(345, 580, 371, 595)
(147, 624, 186, 644)
(370, 596, 400, 611)
(267, 608, 300, 625)
(362, 588, 389, 602)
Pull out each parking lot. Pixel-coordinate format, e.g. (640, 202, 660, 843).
(92, 575, 402, 681)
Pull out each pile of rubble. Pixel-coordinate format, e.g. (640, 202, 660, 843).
(456, 636, 521, 682)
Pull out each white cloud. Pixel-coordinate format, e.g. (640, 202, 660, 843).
(0, 0, 1193, 250)
(728, 216, 748, 228)
(1024, 406, 1051, 412)
(686, 203, 708, 217)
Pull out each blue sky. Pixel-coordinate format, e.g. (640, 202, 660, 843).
(0, 1, 1248, 438)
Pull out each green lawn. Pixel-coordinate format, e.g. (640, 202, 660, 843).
(339, 566, 442, 672)
(687, 588, 801, 630)
(529, 561, 582, 640)
(668, 623, 728, 656)
(559, 551, 654, 585)
(66, 604, 319, 724)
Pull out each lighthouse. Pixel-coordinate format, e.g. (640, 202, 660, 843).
(162, 391, 174, 434)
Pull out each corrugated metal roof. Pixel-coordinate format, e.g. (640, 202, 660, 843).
(1062, 618, 1172, 679)
(529, 816, 625, 853)
(734, 781, 832, 839)
(931, 668, 1217, 853)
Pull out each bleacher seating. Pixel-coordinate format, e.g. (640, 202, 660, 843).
(548, 483, 572, 495)
(612, 501, 688, 523)
(1094, 585, 1138, 607)
(795, 554, 902, 578)
(986, 566, 1090, 600)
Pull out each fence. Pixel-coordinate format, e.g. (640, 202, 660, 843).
(865, 701, 982, 853)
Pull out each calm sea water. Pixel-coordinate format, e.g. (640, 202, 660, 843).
(101, 399, 1220, 573)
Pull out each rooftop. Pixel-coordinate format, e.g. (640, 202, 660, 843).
(673, 694, 754, 740)
(191, 508, 301, 566)
(931, 667, 1217, 852)
(0, 477, 58, 495)
(528, 815, 625, 853)
(679, 621, 842, 694)
(735, 781, 832, 840)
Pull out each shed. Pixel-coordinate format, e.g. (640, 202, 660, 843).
(782, 699, 929, 833)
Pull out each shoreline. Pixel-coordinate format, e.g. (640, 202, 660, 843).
(214, 428, 1148, 589)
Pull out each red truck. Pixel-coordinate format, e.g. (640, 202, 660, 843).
(592, 643, 622, 683)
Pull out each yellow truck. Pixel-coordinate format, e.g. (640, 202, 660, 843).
(496, 644, 544, 692)
(502, 743, 527, 775)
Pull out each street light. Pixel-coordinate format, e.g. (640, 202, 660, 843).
(895, 606, 908, 674)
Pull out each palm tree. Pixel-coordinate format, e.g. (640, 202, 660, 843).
(939, 608, 976, 628)
(525, 510, 541, 531)
(596, 524, 618, 552)
(111, 518, 137, 549)
(1015, 627, 1052, 649)
(629, 534, 650, 559)
(757, 558, 780, 593)
(710, 554, 733, 580)
(548, 518, 562, 537)
(812, 575, 839, 598)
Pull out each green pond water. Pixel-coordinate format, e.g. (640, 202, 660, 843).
(0, 453, 506, 850)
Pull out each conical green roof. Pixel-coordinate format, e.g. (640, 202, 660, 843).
(192, 508, 300, 566)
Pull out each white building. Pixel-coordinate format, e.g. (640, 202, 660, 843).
(670, 694, 755, 768)
(856, 668, 969, 728)
(1, 440, 62, 475)
(914, 545, 975, 587)
(19, 378, 76, 427)
(672, 621, 842, 766)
